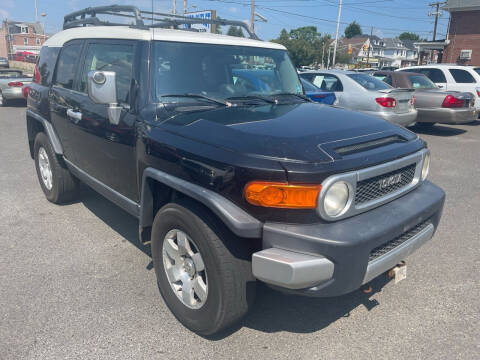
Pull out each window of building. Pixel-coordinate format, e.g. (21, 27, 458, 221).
(449, 69, 475, 83)
(54, 43, 83, 89)
(24, 38, 28, 45)
(21, 26, 28, 34)
(36, 38, 41, 45)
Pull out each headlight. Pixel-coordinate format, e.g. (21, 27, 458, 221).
(323, 181, 351, 217)
(421, 152, 430, 181)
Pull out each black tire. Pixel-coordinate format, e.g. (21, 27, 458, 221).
(151, 199, 256, 335)
(34, 132, 79, 203)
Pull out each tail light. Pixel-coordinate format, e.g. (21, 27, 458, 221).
(375, 97, 396, 108)
(411, 96, 416, 106)
(8, 81, 24, 87)
(33, 63, 41, 84)
(476, 87, 480, 97)
(442, 94, 465, 108)
(22, 86, 30, 98)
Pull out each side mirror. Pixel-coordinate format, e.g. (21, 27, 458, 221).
(87, 70, 122, 125)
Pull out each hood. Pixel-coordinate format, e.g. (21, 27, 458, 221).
(156, 103, 415, 164)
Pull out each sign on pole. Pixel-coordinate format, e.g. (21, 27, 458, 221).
(183, 10, 217, 33)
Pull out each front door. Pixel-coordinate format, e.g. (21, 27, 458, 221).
(52, 39, 139, 201)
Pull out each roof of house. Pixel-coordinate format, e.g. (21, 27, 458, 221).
(383, 38, 407, 49)
(3, 20, 44, 34)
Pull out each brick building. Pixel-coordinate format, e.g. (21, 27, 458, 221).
(442, 0, 480, 65)
(0, 21, 48, 58)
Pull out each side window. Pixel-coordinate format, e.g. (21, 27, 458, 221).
(311, 74, 343, 91)
(79, 43, 135, 103)
(36, 46, 60, 86)
(383, 75, 392, 86)
(449, 69, 475, 83)
(416, 68, 446, 83)
(54, 43, 83, 89)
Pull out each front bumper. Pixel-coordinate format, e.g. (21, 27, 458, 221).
(2, 87, 24, 100)
(363, 109, 418, 127)
(417, 107, 478, 124)
(252, 180, 445, 297)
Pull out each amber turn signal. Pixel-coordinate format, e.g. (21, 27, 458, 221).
(244, 182, 321, 209)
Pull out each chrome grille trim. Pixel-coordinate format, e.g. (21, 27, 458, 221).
(317, 148, 429, 221)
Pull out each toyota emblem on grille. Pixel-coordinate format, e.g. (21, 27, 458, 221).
(379, 174, 402, 189)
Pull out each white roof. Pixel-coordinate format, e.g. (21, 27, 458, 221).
(43, 26, 285, 50)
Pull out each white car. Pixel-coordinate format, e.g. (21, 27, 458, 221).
(397, 64, 480, 111)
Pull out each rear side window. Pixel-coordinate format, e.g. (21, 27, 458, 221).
(300, 78, 318, 92)
(36, 46, 60, 86)
(79, 43, 135, 103)
(412, 68, 446, 83)
(449, 69, 476, 83)
(408, 75, 437, 89)
(54, 43, 83, 89)
(305, 74, 343, 91)
(347, 73, 392, 90)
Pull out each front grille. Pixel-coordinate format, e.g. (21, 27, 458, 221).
(355, 163, 416, 205)
(369, 221, 431, 262)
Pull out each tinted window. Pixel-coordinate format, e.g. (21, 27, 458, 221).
(474, 68, 480, 76)
(449, 69, 475, 83)
(79, 43, 135, 103)
(407, 75, 437, 89)
(37, 46, 60, 86)
(347, 73, 392, 90)
(54, 43, 82, 89)
(305, 74, 343, 91)
(409, 68, 446, 83)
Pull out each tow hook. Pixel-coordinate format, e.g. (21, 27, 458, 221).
(388, 261, 407, 284)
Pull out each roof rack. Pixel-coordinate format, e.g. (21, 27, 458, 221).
(63, 5, 258, 40)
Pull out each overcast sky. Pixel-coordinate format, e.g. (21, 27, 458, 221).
(1, 0, 449, 41)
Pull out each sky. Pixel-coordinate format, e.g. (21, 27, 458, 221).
(0, 0, 450, 41)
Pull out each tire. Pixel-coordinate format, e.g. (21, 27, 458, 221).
(151, 199, 256, 335)
(0, 91, 7, 107)
(34, 132, 79, 203)
(417, 122, 435, 127)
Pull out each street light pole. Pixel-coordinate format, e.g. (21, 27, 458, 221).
(34, 0, 38, 22)
(250, 0, 255, 33)
(332, 0, 343, 68)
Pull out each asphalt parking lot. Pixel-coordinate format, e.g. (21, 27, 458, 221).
(1, 103, 479, 359)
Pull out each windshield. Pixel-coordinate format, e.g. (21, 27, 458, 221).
(348, 73, 392, 90)
(408, 75, 437, 89)
(151, 41, 302, 103)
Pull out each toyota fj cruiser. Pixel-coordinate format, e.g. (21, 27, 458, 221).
(26, 6, 445, 335)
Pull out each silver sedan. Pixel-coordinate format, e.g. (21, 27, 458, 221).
(299, 70, 418, 127)
(0, 69, 32, 106)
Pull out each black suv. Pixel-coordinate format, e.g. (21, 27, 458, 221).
(26, 6, 445, 335)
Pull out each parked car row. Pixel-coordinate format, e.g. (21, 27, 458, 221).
(299, 65, 479, 127)
(0, 69, 32, 107)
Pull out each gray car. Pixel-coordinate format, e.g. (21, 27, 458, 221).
(299, 70, 418, 127)
(0, 57, 9, 68)
(373, 70, 477, 126)
(0, 69, 32, 106)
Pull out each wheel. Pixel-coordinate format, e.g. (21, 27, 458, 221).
(151, 200, 256, 335)
(34, 132, 79, 203)
(0, 91, 8, 107)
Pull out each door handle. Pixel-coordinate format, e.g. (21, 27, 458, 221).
(66, 108, 82, 122)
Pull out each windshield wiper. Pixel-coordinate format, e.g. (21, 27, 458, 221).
(160, 93, 231, 107)
(270, 93, 312, 102)
(226, 95, 277, 104)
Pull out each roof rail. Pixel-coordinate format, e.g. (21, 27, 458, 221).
(63, 4, 258, 40)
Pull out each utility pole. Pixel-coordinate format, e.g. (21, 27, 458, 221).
(327, 45, 331, 69)
(321, 42, 326, 69)
(184, 0, 187, 14)
(250, 0, 255, 33)
(367, 26, 373, 66)
(34, 0, 38, 22)
(173, 0, 176, 15)
(429, 2, 444, 41)
(332, 0, 343, 68)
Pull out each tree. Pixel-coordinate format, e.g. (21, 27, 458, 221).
(398, 32, 420, 41)
(344, 21, 362, 38)
(227, 26, 244, 37)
